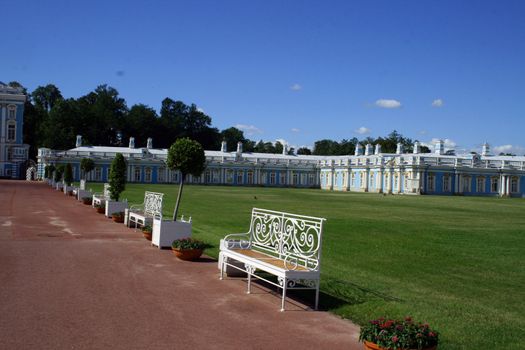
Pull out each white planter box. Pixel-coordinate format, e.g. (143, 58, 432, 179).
(63, 185, 74, 195)
(152, 219, 192, 248)
(76, 189, 92, 201)
(105, 200, 128, 218)
(56, 183, 64, 190)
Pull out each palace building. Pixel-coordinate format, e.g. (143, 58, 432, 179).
(37, 136, 525, 197)
(0, 83, 29, 179)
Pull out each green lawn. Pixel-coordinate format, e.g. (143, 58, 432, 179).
(86, 182, 525, 349)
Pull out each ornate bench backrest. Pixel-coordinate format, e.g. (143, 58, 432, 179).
(103, 183, 111, 198)
(80, 179, 86, 190)
(249, 208, 325, 271)
(144, 191, 164, 218)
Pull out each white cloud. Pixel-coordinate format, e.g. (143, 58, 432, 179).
(493, 144, 525, 155)
(290, 83, 302, 91)
(355, 126, 371, 135)
(419, 130, 428, 135)
(375, 99, 402, 109)
(291, 128, 300, 133)
(235, 124, 263, 136)
(421, 138, 457, 150)
(197, 107, 205, 113)
(432, 99, 444, 107)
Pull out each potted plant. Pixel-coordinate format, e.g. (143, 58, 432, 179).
(94, 203, 105, 214)
(112, 212, 124, 223)
(142, 225, 153, 241)
(82, 196, 92, 205)
(171, 237, 209, 261)
(105, 153, 128, 217)
(359, 317, 439, 350)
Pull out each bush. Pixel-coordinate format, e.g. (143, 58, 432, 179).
(359, 317, 439, 350)
(171, 237, 209, 251)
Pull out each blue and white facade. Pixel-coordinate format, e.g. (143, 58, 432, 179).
(0, 83, 29, 179)
(37, 137, 525, 197)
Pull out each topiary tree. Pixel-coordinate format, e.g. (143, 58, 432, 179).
(46, 164, 56, 180)
(109, 153, 127, 201)
(80, 158, 95, 180)
(167, 138, 206, 221)
(64, 163, 73, 186)
(54, 164, 65, 183)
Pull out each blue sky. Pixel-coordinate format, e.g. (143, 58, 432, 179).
(3, 0, 525, 154)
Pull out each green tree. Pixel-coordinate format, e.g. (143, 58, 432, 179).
(40, 99, 78, 149)
(313, 139, 340, 155)
(167, 138, 206, 221)
(47, 164, 56, 180)
(54, 164, 65, 183)
(109, 153, 127, 201)
(220, 127, 247, 152)
(64, 163, 73, 186)
(297, 147, 312, 155)
(80, 158, 95, 180)
(32, 84, 63, 112)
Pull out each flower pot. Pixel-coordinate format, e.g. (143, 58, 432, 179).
(96, 207, 105, 214)
(83, 199, 92, 205)
(364, 341, 437, 350)
(143, 232, 152, 241)
(172, 248, 203, 261)
(112, 216, 124, 223)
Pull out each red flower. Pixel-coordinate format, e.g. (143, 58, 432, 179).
(392, 336, 399, 343)
(429, 332, 436, 337)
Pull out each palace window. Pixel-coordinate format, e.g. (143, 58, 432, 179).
(7, 123, 16, 142)
(443, 174, 451, 192)
(359, 172, 365, 188)
(491, 177, 499, 193)
(170, 170, 179, 183)
(394, 174, 399, 190)
(213, 169, 220, 183)
(144, 167, 152, 182)
(404, 172, 410, 191)
(226, 170, 233, 184)
(134, 167, 141, 182)
(369, 173, 375, 188)
(158, 167, 166, 183)
(511, 177, 519, 193)
(237, 170, 244, 184)
(292, 172, 298, 185)
(462, 176, 471, 192)
(269, 172, 276, 185)
(260, 171, 267, 184)
(247, 171, 253, 185)
(95, 167, 102, 181)
(350, 172, 355, 188)
(427, 173, 435, 192)
(476, 177, 485, 193)
(279, 172, 286, 185)
(205, 170, 212, 183)
(301, 173, 307, 186)
(8, 105, 16, 119)
(308, 173, 314, 185)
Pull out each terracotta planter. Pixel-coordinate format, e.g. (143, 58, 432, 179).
(112, 216, 124, 223)
(363, 341, 437, 350)
(82, 199, 92, 205)
(172, 248, 203, 261)
(143, 232, 152, 241)
(68, 191, 74, 196)
(96, 207, 105, 214)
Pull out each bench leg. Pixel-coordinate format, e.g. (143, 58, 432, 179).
(281, 278, 287, 312)
(219, 254, 224, 280)
(247, 270, 252, 294)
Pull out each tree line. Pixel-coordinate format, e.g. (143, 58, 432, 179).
(7, 81, 429, 160)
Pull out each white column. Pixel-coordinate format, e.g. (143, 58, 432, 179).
(506, 175, 511, 196)
(499, 174, 505, 196)
(386, 169, 392, 194)
(378, 170, 383, 193)
(397, 171, 402, 193)
(364, 169, 369, 192)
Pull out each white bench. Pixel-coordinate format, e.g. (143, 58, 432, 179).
(219, 208, 326, 311)
(92, 183, 110, 207)
(128, 191, 164, 229)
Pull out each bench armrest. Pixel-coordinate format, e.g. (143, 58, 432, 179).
(223, 233, 251, 249)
